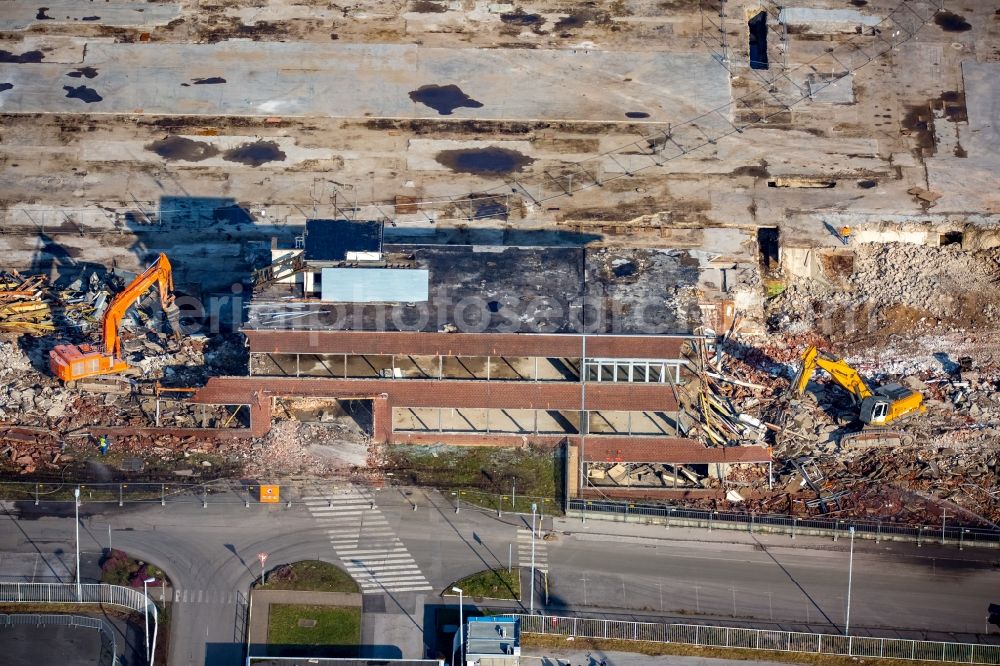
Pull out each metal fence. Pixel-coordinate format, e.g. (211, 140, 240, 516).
(0, 582, 157, 665)
(516, 614, 1000, 664)
(569, 499, 1000, 548)
(0, 613, 117, 666)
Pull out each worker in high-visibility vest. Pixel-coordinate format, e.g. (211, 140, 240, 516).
(99, 436, 109, 456)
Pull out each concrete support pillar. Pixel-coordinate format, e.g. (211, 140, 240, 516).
(372, 395, 392, 444)
(567, 444, 579, 499)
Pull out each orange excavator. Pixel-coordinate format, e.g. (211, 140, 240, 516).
(49, 253, 179, 383)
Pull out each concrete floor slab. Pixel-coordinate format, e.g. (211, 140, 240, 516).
(0, 1, 180, 31)
(0, 43, 731, 121)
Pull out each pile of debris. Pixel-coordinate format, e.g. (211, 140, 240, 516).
(0, 273, 55, 334)
(680, 337, 776, 447)
(245, 420, 372, 477)
(767, 242, 1000, 335)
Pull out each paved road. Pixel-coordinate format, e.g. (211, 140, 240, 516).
(1, 484, 998, 666)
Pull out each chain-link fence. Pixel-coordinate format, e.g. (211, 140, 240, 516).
(0, 613, 118, 666)
(569, 499, 1000, 548)
(516, 614, 1000, 664)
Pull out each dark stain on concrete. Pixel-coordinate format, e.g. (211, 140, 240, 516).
(0, 83, 13, 93)
(625, 111, 650, 119)
(501, 8, 544, 25)
(63, 85, 103, 103)
(35, 7, 54, 20)
(409, 84, 484, 116)
(193, 77, 227, 85)
(222, 140, 286, 166)
(0, 50, 44, 63)
(146, 136, 221, 161)
(934, 11, 971, 32)
(67, 67, 99, 79)
(411, 0, 447, 12)
(435, 147, 534, 175)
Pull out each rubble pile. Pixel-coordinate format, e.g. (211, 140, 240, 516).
(245, 420, 372, 477)
(0, 273, 55, 334)
(768, 243, 1000, 335)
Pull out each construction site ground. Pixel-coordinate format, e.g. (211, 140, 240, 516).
(1, 0, 1000, 530)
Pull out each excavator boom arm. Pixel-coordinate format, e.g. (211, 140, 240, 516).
(792, 346, 874, 402)
(101, 253, 175, 358)
(813, 355, 874, 401)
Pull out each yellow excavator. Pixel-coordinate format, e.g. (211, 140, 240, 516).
(792, 346, 925, 425)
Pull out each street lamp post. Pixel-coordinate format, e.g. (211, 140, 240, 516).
(74, 487, 81, 601)
(143, 577, 156, 664)
(845, 526, 855, 635)
(451, 586, 464, 666)
(530, 502, 537, 614)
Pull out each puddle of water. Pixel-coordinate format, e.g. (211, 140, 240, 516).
(857, 179, 877, 189)
(849, 0, 868, 5)
(35, 7, 54, 20)
(222, 140, 286, 166)
(81, 15, 100, 21)
(0, 83, 12, 93)
(411, 0, 447, 12)
(146, 136, 221, 161)
(501, 9, 544, 25)
(934, 11, 971, 32)
(0, 50, 44, 64)
(625, 111, 650, 119)
(63, 85, 102, 103)
(612, 261, 637, 278)
(409, 84, 483, 115)
(67, 67, 99, 79)
(193, 77, 227, 85)
(435, 147, 534, 175)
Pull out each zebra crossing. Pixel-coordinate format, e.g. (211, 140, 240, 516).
(171, 588, 244, 605)
(304, 490, 433, 594)
(517, 527, 548, 573)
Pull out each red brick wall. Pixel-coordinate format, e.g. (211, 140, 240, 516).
(193, 377, 679, 412)
(244, 330, 692, 360)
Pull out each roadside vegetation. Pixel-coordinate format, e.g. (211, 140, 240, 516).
(100, 549, 167, 588)
(444, 568, 520, 600)
(521, 635, 950, 666)
(256, 560, 359, 593)
(387, 444, 563, 513)
(267, 603, 361, 651)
